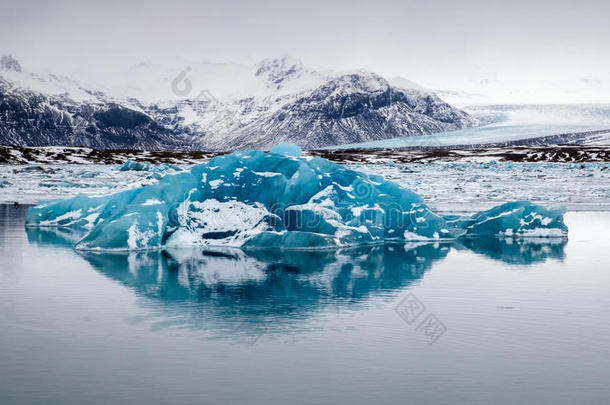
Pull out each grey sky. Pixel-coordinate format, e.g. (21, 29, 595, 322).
(2, 0, 609, 101)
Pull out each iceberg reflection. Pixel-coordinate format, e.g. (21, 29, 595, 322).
(25, 228, 567, 339)
(456, 237, 566, 264)
(79, 243, 450, 313)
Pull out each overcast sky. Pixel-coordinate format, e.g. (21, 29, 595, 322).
(2, 0, 609, 101)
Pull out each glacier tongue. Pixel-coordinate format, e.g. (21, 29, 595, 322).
(25, 145, 568, 251)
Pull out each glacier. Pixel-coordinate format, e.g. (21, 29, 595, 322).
(25, 144, 568, 251)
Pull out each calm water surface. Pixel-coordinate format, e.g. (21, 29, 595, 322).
(1, 204, 609, 404)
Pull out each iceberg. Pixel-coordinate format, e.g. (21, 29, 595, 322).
(25, 143, 568, 251)
(443, 201, 568, 238)
(118, 160, 179, 172)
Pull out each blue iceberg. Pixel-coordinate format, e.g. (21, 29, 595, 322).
(444, 201, 568, 238)
(118, 160, 179, 172)
(25, 144, 568, 251)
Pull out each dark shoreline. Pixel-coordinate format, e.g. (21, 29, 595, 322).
(1, 143, 609, 165)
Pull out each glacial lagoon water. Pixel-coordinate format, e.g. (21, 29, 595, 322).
(1, 204, 610, 404)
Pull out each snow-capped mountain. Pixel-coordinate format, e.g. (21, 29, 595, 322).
(0, 55, 476, 151)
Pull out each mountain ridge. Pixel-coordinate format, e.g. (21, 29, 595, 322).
(0, 56, 477, 151)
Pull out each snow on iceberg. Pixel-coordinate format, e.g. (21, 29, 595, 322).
(25, 144, 568, 251)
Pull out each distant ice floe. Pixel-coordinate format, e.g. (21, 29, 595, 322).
(118, 160, 179, 172)
(25, 144, 568, 251)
